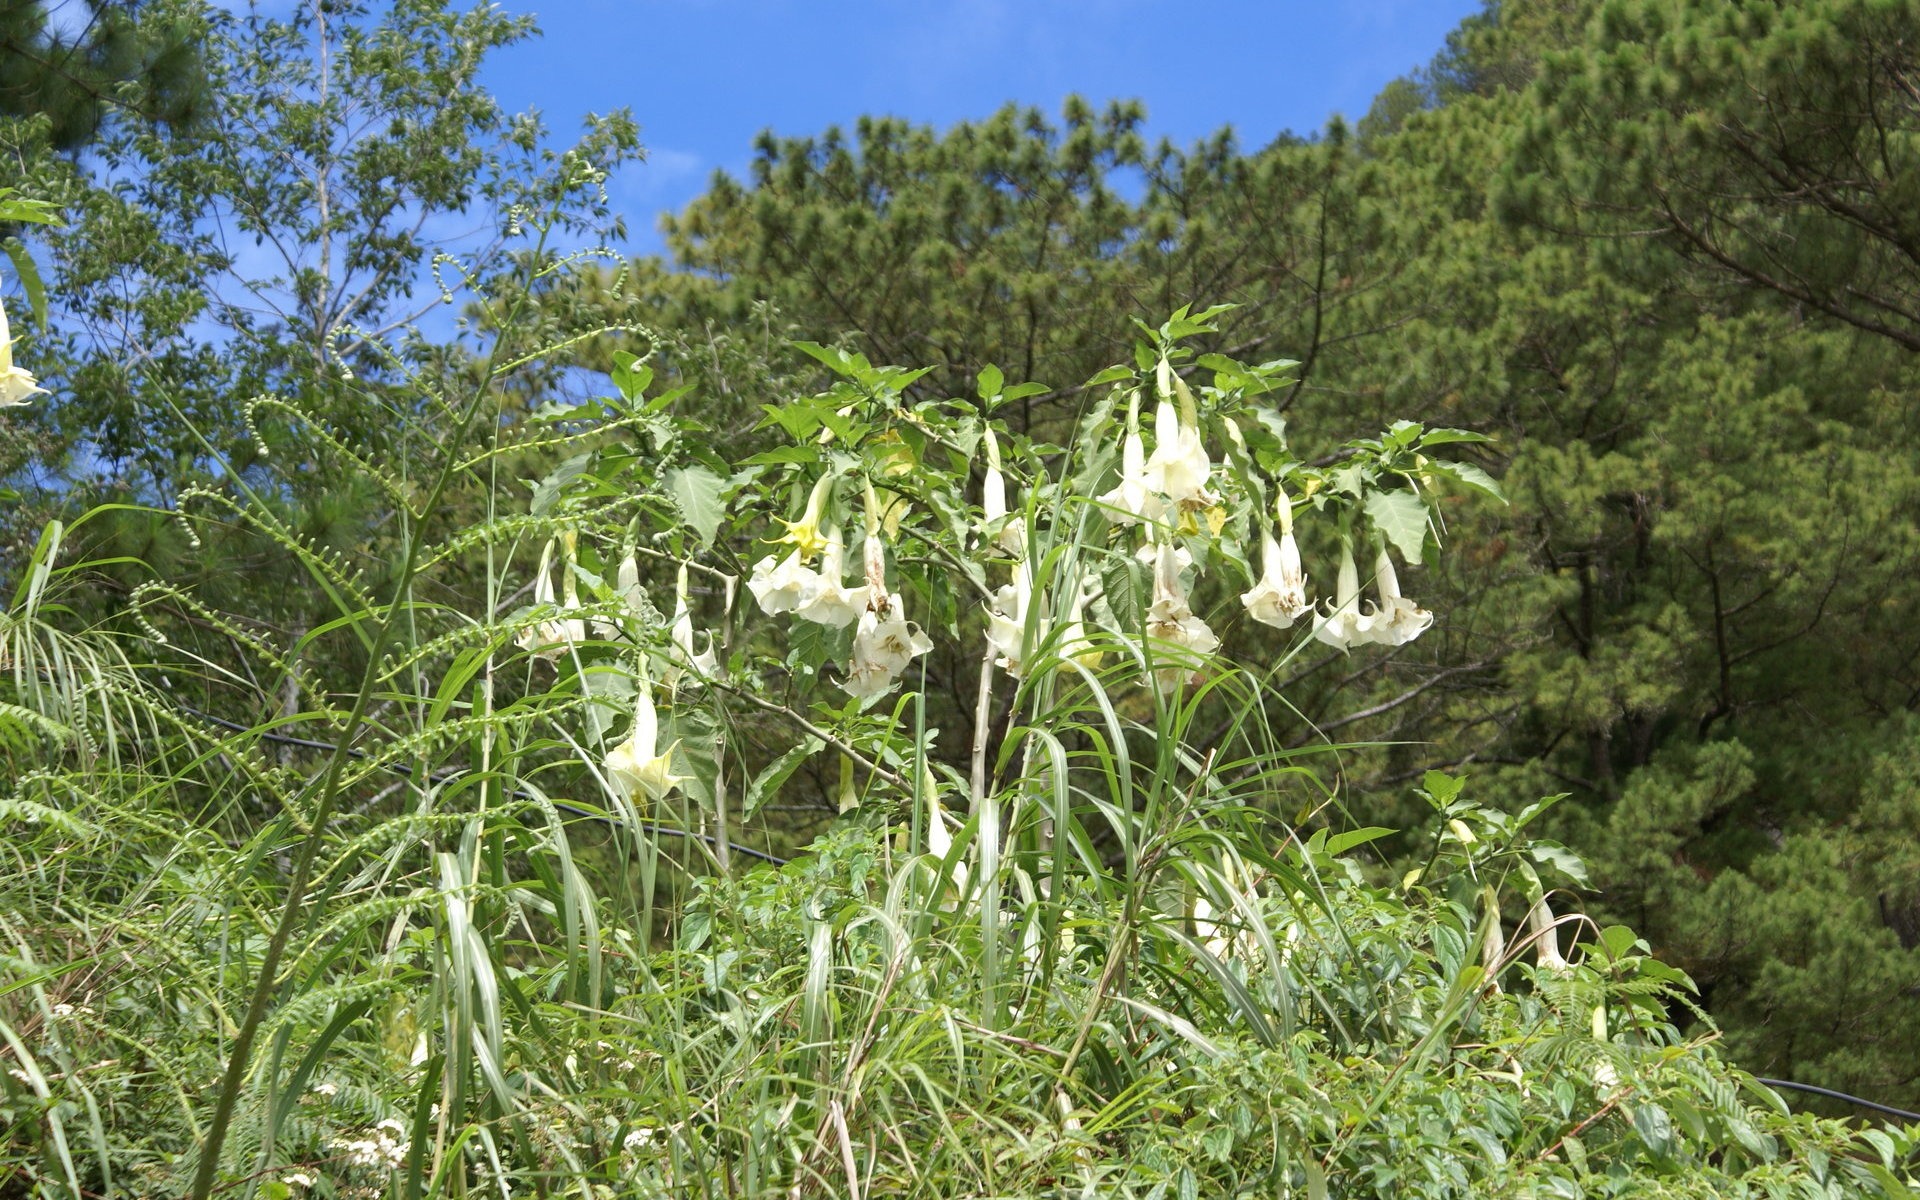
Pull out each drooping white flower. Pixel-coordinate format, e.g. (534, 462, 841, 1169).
(0, 292, 47, 409)
(846, 594, 934, 697)
(843, 523, 932, 697)
(925, 775, 969, 896)
(1098, 397, 1163, 526)
(986, 557, 1039, 677)
(663, 563, 720, 685)
(1528, 894, 1569, 972)
(517, 538, 587, 659)
(1143, 396, 1220, 510)
(1145, 540, 1219, 691)
(1363, 545, 1433, 647)
(793, 529, 864, 627)
(747, 551, 816, 615)
(1311, 538, 1375, 652)
(605, 672, 688, 803)
(1241, 529, 1310, 629)
(979, 427, 1029, 556)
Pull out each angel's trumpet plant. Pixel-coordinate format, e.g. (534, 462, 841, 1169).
(663, 563, 719, 686)
(1098, 392, 1163, 527)
(793, 527, 864, 627)
(1143, 366, 1220, 511)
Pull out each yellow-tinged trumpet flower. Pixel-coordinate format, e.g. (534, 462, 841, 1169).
(767, 472, 836, 562)
(0, 289, 46, 409)
(605, 671, 689, 803)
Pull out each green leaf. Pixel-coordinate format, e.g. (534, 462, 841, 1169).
(744, 737, 824, 818)
(531, 452, 594, 516)
(2, 239, 48, 328)
(1363, 489, 1430, 565)
(1422, 771, 1465, 807)
(1416, 428, 1493, 447)
(666, 465, 727, 546)
(760, 402, 825, 441)
(1631, 1103, 1674, 1158)
(608, 351, 652, 403)
(1100, 551, 1148, 633)
(1082, 364, 1134, 388)
(1431, 459, 1507, 503)
(1325, 826, 1396, 856)
(975, 363, 1003, 400)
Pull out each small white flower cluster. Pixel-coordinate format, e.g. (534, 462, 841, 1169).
(332, 1118, 409, 1170)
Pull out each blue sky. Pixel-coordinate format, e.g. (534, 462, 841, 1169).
(480, 0, 1485, 257)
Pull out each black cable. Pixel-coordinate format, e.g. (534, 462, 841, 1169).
(1758, 1078, 1920, 1124)
(176, 703, 789, 866)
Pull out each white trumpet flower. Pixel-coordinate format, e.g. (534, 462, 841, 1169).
(1311, 539, 1376, 652)
(517, 538, 587, 659)
(843, 529, 932, 697)
(0, 292, 46, 409)
(747, 551, 816, 615)
(1241, 530, 1310, 629)
(986, 558, 1040, 678)
(605, 673, 688, 803)
(1143, 397, 1220, 510)
(1528, 894, 1569, 972)
(593, 552, 647, 641)
(1363, 546, 1433, 647)
(1098, 420, 1163, 526)
(793, 530, 864, 627)
(847, 594, 934, 697)
(980, 427, 1029, 556)
(664, 563, 720, 685)
(1145, 540, 1219, 691)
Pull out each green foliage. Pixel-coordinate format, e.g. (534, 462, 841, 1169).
(558, 0, 1920, 1117)
(0, 0, 206, 148)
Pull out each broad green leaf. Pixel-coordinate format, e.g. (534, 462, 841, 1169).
(1363, 488, 1430, 565)
(666, 465, 727, 545)
(1432, 459, 1507, 503)
(2, 239, 48, 328)
(975, 363, 1003, 400)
